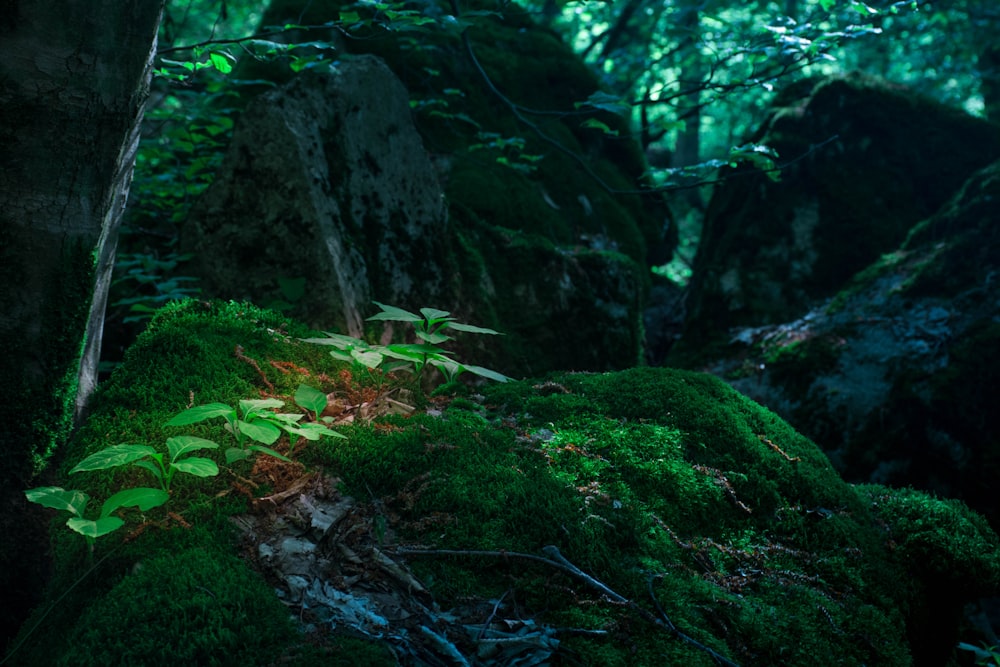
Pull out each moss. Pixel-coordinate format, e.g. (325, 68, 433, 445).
(55, 547, 293, 667)
(15, 302, 1000, 666)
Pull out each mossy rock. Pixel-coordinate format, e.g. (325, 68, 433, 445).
(186, 0, 671, 376)
(682, 159, 1000, 530)
(9, 300, 999, 666)
(672, 72, 1000, 362)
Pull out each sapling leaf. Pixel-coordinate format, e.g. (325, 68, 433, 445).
(134, 460, 164, 481)
(415, 330, 451, 345)
(329, 348, 355, 363)
(368, 301, 423, 323)
(295, 383, 327, 418)
(283, 422, 347, 441)
(240, 398, 285, 415)
(100, 488, 170, 518)
(171, 457, 219, 477)
(444, 322, 502, 335)
(352, 349, 384, 368)
(166, 403, 234, 426)
(237, 419, 282, 444)
(166, 435, 220, 461)
(300, 332, 367, 349)
(25, 487, 89, 516)
(70, 444, 157, 473)
(67, 516, 124, 539)
(248, 445, 292, 462)
(419, 307, 453, 324)
(226, 447, 251, 464)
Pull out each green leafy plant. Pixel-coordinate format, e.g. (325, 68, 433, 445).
(22, 437, 218, 543)
(166, 387, 344, 463)
(303, 302, 510, 385)
(24, 486, 169, 544)
(69, 437, 221, 493)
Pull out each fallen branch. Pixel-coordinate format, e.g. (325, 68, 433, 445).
(394, 545, 741, 667)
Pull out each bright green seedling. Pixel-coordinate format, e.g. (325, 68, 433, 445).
(24, 485, 169, 545)
(303, 302, 510, 385)
(166, 391, 344, 464)
(69, 437, 220, 493)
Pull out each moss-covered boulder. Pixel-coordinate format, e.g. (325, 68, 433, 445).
(182, 1, 671, 375)
(687, 159, 1000, 530)
(672, 73, 1000, 361)
(8, 300, 999, 666)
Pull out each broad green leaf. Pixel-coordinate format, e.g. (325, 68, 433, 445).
(301, 332, 367, 349)
(226, 448, 251, 464)
(283, 422, 346, 441)
(367, 301, 423, 323)
(134, 459, 163, 480)
(329, 349, 355, 363)
(419, 307, 452, 323)
(166, 435, 220, 461)
(171, 457, 219, 478)
(70, 444, 157, 473)
(352, 348, 385, 368)
(25, 487, 89, 517)
(236, 419, 281, 445)
(263, 412, 305, 425)
(463, 364, 512, 383)
(239, 398, 285, 415)
(415, 330, 451, 345)
(67, 516, 124, 539)
(385, 343, 452, 357)
(819, 0, 836, 10)
(166, 403, 234, 426)
(101, 488, 169, 518)
(248, 445, 292, 462)
(208, 51, 234, 74)
(444, 322, 502, 335)
(295, 384, 327, 417)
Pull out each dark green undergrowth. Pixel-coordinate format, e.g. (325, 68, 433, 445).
(10, 300, 1000, 666)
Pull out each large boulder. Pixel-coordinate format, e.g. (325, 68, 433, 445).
(9, 300, 1000, 666)
(183, 4, 672, 375)
(694, 159, 1000, 527)
(670, 73, 1000, 361)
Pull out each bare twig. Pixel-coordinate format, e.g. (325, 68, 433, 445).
(394, 545, 742, 666)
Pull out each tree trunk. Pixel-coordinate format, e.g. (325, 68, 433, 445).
(0, 0, 162, 646)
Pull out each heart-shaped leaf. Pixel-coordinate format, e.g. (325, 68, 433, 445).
(166, 435, 220, 461)
(170, 457, 219, 478)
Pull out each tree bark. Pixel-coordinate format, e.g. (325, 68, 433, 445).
(0, 0, 162, 646)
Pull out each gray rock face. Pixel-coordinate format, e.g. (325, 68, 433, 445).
(673, 73, 1000, 355)
(183, 55, 449, 336)
(700, 159, 1000, 523)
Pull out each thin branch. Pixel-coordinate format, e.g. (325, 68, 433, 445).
(395, 544, 742, 667)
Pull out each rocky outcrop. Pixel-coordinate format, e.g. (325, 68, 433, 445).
(183, 4, 673, 375)
(9, 300, 1000, 665)
(183, 56, 449, 339)
(670, 73, 1000, 360)
(695, 159, 1000, 526)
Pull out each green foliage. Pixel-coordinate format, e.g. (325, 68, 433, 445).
(303, 301, 511, 385)
(23, 485, 168, 544)
(165, 386, 345, 463)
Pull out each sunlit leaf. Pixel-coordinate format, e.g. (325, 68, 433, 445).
(166, 403, 234, 426)
(25, 487, 89, 516)
(101, 488, 169, 518)
(237, 419, 282, 445)
(171, 457, 219, 477)
(67, 516, 124, 539)
(295, 384, 327, 417)
(166, 435, 220, 461)
(70, 444, 157, 473)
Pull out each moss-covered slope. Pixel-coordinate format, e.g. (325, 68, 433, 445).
(8, 300, 998, 666)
